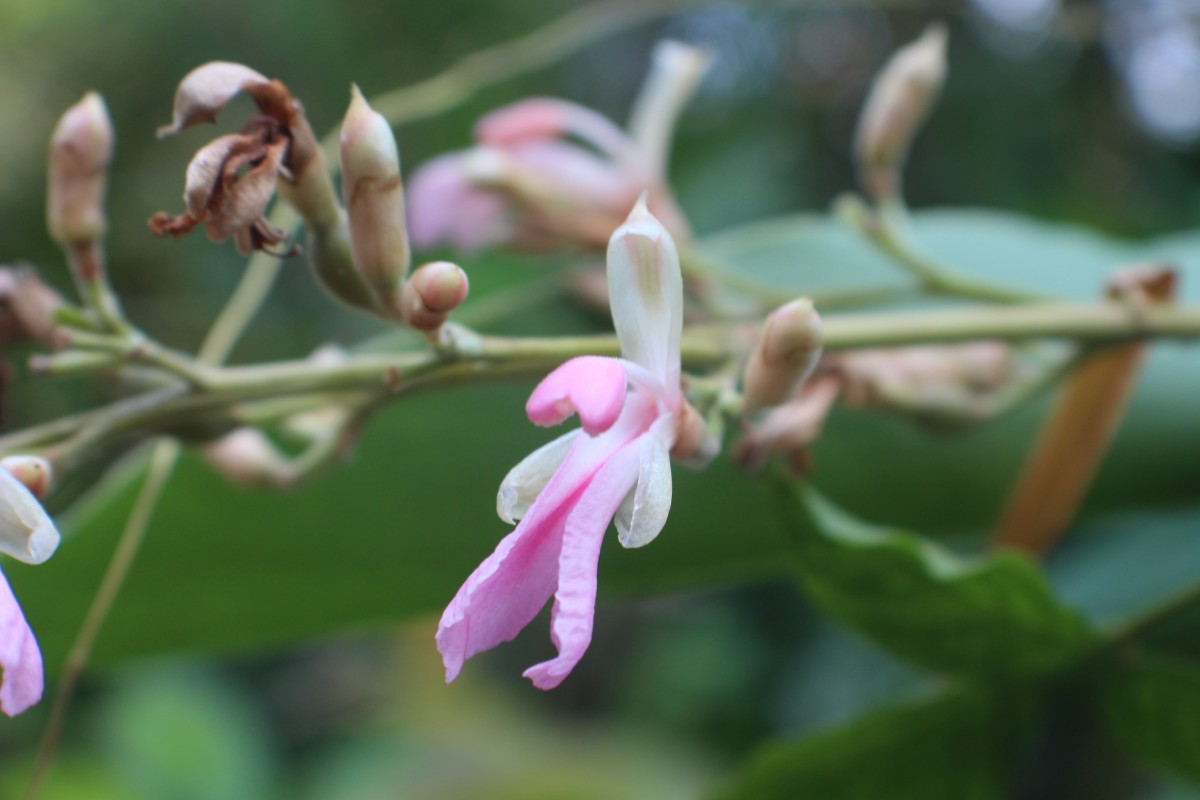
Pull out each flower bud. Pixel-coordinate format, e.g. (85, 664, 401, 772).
(743, 298, 823, 408)
(403, 261, 469, 331)
(0, 460, 60, 564)
(736, 377, 841, 473)
(670, 399, 721, 468)
(47, 92, 114, 247)
(0, 456, 53, 501)
(201, 428, 292, 489)
(607, 196, 683, 389)
(0, 266, 69, 351)
(340, 85, 411, 308)
(854, 24, 948, 202)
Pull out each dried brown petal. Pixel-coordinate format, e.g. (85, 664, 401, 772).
(182, 133, 259, 218)
(148, 210, 200, 239)
(204, 138, 287, 242)
(158, 61, 270, 137)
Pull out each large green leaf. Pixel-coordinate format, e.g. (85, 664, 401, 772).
(1102, 656, 1200, 785)
(8, 210, 1198, 668)
(709, 688, 1022, 800)
(779, 482, 1097, 677)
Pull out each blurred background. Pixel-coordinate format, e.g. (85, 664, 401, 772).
(1, 0, 1199, 797)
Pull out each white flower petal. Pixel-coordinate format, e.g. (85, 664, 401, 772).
(615, 432, 673, 549)
(0, 471, 59, 565)
(496, 429, 581, 524)
(606, 198, 683, 388)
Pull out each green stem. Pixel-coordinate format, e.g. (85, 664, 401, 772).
(837, 195, 1049, 305)
(818, 301, 1200, 350)
(67, 242, 131, 335)
(7, 298, 1200, 465)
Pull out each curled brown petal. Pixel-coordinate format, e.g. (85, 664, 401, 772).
(182, 133, 262, 218)
(148, 210, 201, 239)
(203, 138, 286, 242)
(234, 217, 294, 257)
(158, 61, 270, 138)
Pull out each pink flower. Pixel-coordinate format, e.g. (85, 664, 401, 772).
(0, 459, 60, 716)
(408, 41, 711, 254)
(437, 199, 689, 689)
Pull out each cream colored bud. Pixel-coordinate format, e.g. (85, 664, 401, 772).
(340, 85, 410, 303)
(743, 298, 823, 408)
(201, 428, 291, 489)
(403, 261, 469, 331)
(47, 92, 114, 246)
(855, 24, 948, 201)
(0, 456, 53, 501)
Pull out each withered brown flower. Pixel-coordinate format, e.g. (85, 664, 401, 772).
(149, 62, 324, 256)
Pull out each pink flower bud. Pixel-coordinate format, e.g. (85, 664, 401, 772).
(0, 456, 53, 501)
(403, 261, 469, 331)
(340, 85, 410, 308)
(855, 24, 948, 201)
(743, 298, 823, 408)
(201, 428, 291, 489)
(47, 92, 114, 247)
(737, 377, 842, 473)
(0, 266, 69, 351)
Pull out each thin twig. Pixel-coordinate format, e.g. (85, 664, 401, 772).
(23, 440, 180, 800)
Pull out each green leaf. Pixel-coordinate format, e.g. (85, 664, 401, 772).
(1102, 656, 1200, 785)
(98, 664, 279, 800)
(709, 688, 1022, 800)
(780, 482, 1097, 677)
